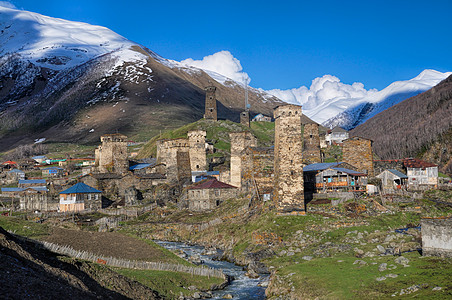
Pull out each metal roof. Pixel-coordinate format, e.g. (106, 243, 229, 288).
(19, 179, 46, 185)
(129, 163, 151, 170)
(188, 178, 237, 190)
(60, 182, 101, 194)
(303, 162, 343, 172)
(388, 169, 408, 179)
(330, 167, 367, 176)
(2, 186, 48, 192)
(8, 169, 25, 173)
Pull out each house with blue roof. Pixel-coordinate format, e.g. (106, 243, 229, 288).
(18, 179, 46, 188)
(7, 168, 25, 180)
(59, 182, 102, 212)
(303, 162, 367, 193)
(42, 166, 65, 177)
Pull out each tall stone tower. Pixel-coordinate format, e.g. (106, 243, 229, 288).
(240, 111, 250, 127)
(229, 132, 257, 188)
(188, 130, 207, 172)
(342, 136, 374, 176)
(95, 134, 128, 174)
(303, 123, 321, 164)
(157, 138, 191, 184)
(273, 105, 304, 213)
(204, 86, 217, 121)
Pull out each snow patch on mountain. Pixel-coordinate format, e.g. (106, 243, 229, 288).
(323, 69, 452, 129)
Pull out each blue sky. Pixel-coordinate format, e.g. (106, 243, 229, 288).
(3, 0, 452, 90)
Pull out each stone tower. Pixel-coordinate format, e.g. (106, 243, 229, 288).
(273, 105, 304, 213)
(204, 86, 217, 121)
(188, 130, 207, 172)
(342, 136, 374, 176)
(303, 123, 321, 164)
(95, 134, 128, 174)
(229, 132, 257, 188)
(240, 111, 250, 127)
(157, 138, 191, 184)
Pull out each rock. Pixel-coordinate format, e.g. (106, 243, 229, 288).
(395, 256, 410, 265)
(245, 269, 259, 279)
(364, 251, 376, 258)
(248, 261, 270, 274)
(286, 251, 295, 256)
(432, 287, 442, 291)
(337, 260, 344, 262)
(295, 248, 301, 253)
(354, 247, 364, 257)
(278, 250, 287, 256)
(193, 292, 201, 299)
(357, 232, 364, 239)
(386, 274, 398, 278)
(302, 256, 313, 261)
(384, 234, 395, 242)
(379, 263, 387, 272)
(388, 264, 397, 270)
(376, 245, 386, 254)
(223, 293, 233, 299)
(188, 286, 197, 291)
(188, 254, 203, 265)
(353, 260, 367, 265)
(376, 276, 386, 281)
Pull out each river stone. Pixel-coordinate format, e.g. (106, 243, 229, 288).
(223, 294, 233, 299)
(379, 263, 387, 272)
(193, 292, 201, 299)
(245, 269, 259, 279)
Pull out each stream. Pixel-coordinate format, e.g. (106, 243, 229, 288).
(155, 241, 268, 299)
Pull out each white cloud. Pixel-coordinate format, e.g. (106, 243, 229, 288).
(0, 1, 16, 8)
(180, 50, 250, 84)
(266, 75, 377, 110)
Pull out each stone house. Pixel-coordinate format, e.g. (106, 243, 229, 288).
(325, 126, 349, 145)
(157, 138, 191, 184)
(95, 134, 128, 174)
(1, 186, 54, 211)
(229, 131, 257, 189)
(302, 122, 321, 164)
(404, 158, 438, 188)
(376, 169, 408, 192)
(59, 182, 102, 212)
(342, 136, 374, 176)
(251, 113, 272, 122)
(18, 179, 46, 188)
(186, 178, 237, 211)
(32, 156, 47, 164)
(421, 218, 452, 258)
(241, 147, 274, 201)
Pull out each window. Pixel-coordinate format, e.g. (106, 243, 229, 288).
(291, 170, 295, 176)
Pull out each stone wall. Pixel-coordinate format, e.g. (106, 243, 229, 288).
(273, 105, 305, 212)
(343, 137, 374, 176)
(204, 86, 217, 120)
(96, 134, 128, 174)
(303, 123, 321, 164)
(229, 132, 257, 188)
(19, 192, 57, 211)
(187, 188, 237, 211)
(240, 111, 250, 127)
(241, 147, 274, 197)
(421, 218, 452, 258)
(188, 130, 207, 172)
(157, 138, 191, 184)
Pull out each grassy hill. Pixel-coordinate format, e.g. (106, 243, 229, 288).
(136, 119, 275, 159)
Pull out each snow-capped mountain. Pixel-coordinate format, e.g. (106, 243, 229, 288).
(322, 69, 452, 129)
(0, 6, 281, 150)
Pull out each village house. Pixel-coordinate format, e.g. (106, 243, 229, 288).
(7, 169, 25, 181)
(303, 162, 367, 193)
(325, 126, 349, 145)
(186, 178, 237, 211)
(2, 160, 18, 171)
(42, 166, 65, 177)
(32, 156, 47, 164)
(376, 169, 408, 192)
(191, 170, 220, 183)
(404, 158, 438, 188)
(59, 182, 102, 212)
(18, 179, 46, 188)
(251, 113, 272, 122)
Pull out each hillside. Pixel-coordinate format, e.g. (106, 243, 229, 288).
(0, 6, 282, 151)
(351, 75, 452, 174)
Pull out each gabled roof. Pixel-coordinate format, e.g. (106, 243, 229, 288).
(304, 162, 343, 172)
(42, 167, 64, 170)
(388, 169, 408, 179)
(331, 126, 347, 133)
(187, 178, 237, 190)
(403, 158, 437, 169)
(2, 186, 48, 193)
(60, 182, 101, 194)
(19, 179, 46, 185)
(2, 160, 17, 165)
(32, 156, 46, 159)
(129, 163, 151, 170)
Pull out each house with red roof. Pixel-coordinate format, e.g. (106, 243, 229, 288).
(404, 158, 438, 188)
(186, 178, 237, 211)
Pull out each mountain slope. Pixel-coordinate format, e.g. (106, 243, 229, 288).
(0, 7, 282, 151)
(351, 75, 452, 173)
(323, 70, 452, 129)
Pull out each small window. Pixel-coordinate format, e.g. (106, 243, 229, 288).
(291, 170, 295, 176)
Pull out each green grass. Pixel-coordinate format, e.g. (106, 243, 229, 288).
(0, 215, 50, 239)
(114, 268, 224, 299)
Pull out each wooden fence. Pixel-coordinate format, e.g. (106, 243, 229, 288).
(36, 240, 225, 279)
